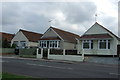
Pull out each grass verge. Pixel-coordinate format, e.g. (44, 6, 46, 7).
(2, 72, 31, 78)
(2, 72, 45, 80)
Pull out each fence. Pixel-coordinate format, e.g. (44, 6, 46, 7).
(50, 49, 63, 55)
(36, 48, 84, 62)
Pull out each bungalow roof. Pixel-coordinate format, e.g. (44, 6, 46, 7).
(19, 29, 43, 42)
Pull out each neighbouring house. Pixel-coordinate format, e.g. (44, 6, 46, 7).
(11, 29, 43, 48)
(0, 32, 15, 48)
(39, 26, 80, 49)
(77, 22, 120, 56)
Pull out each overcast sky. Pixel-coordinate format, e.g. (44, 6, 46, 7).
(1, 0, 119, 36)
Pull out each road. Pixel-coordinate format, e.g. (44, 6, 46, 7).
(1, 57, 119, 78)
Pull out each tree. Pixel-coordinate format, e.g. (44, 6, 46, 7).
(2, 38, 11, 48)
(11, 43, 17, 48)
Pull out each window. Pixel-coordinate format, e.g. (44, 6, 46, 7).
(13, 41, 18, 46)
(91, 40, 93, 49)
(20, 41, 26, 47)
(58, 41, 60, 48)
(49, 41, 53, 48)
(83, 41, 89, 49)
(99, 40, 110, 49)
(54, 41, 57, 48)
(40, 40, 60, 48)
(49, 41, 58, 48)
(108, 40, 110, 49)
(99, 40, 106, 49)
(82, 40, 93, 49)
(40, 41, 47, 48)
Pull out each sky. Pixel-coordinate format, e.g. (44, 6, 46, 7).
(1, 0, 119, 37)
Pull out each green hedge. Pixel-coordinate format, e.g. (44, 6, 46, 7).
(19, 48, 37, 55)
(0, 48, 15, 53)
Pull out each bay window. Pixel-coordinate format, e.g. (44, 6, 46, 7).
(40, 40, 60, 48)
(99, 40, 110, 49)
(82, 40, 93, 49)
(40, 41, 47, 48)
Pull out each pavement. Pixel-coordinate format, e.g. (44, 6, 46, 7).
(84, 56, 119, 65)
(2, 56, 119, 78)
(1, 55, 119, 65)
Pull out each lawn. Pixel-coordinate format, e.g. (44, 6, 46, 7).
(2, 72, 45, 80)
(2, 72, 31, 78)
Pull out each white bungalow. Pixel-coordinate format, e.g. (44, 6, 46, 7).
(11, 29, 43, 48)
(77, 22, 120, 56)
(39, 26, 80, 49)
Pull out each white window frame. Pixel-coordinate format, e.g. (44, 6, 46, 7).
(82, 40, 92, 49)
(40, 40, 60, 48)
(20, 41, 26, 47)
(49, 40, 60, 48)
(98, 40, 110, 50)
(40, 41, 47, 48)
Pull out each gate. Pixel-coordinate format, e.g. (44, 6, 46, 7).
(117, 45, 120, 56)
(43, 48, 48, 59)
(15, 48, 19, 55)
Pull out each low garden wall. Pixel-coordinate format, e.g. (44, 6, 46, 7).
(36, 48, 84, 62)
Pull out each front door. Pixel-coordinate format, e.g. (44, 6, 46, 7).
(43, 48, 48, 59)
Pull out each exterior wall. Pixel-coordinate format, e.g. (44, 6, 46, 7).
(62, 41, 76, 49)
(78, 23, 119, 55)
(111, 38, 118, 55)
(42, 28, 58, 38)
(85, 23, 108, 35)
(28, 42, 39, 47)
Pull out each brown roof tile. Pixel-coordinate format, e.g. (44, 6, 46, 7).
(50, 27, 80, 43)
(19, 29, 43, 42)
(80, 34, 113, 40)
(0, 32, 15, 42)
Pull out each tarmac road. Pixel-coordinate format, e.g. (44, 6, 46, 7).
(2, 57, 119, 78)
